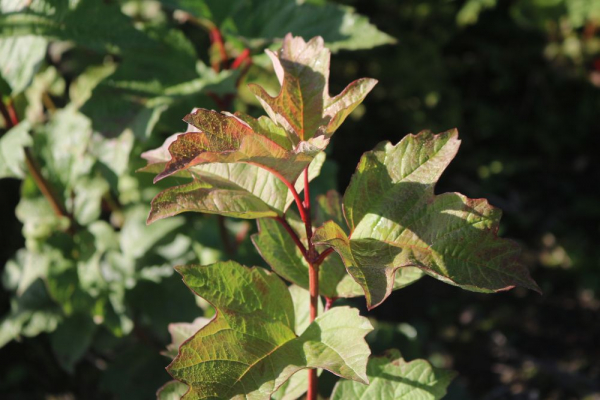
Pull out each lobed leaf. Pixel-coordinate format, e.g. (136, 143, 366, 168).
(313, 129, 540, 309)
(153, 108, 317, 184)
(249, 34, 377, 141)
(168, 261, 373, 399)
(330, 349, 456, 400)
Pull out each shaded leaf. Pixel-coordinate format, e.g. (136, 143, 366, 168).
(49, 313, 96, 373)
(168, 261, 372, 399)
(313, 129, 540, 309)
(161, 0, 395, 52)
(331, 349, 456, 400)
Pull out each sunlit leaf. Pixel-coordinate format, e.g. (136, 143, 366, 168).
(249, 34, 377, 141)
(0, 120, 32, 179)
(168, 261, 372, 399)
(153, 108, 319, 184)
(331, 349, 456, 400)
(314, 129, 540, 308)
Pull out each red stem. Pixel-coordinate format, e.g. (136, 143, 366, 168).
(0, 96, 73, 228)
(324, 297, 337, 312)
(209, 27, 228, 71)
(273, 216, 307, 258)
(7, 99, 19, 126)
(314, 248, 334, 267)
(250, 163, 309, 225)
(303, 166, 319, 400)
(231, 48, 250, 70)
(302, 169, 314, 250)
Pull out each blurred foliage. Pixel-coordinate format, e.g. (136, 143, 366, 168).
(0, 0, 599, 399)
(0, 0, 390, 398)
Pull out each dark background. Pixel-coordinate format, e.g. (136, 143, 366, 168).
(1, 0, 599, 399)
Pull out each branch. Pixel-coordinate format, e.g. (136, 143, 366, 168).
(314, 248, 334, 267)
(209, 27, 228, 71)
(273, 216, 307, 258)
(0, 95, 73, 230)
(249, 162, 309, 225)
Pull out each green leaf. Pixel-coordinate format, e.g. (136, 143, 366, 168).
(313, 130, 540, 309)
(0, 36, 47, 94)
(0, 0, 153, 53)
(49, 313, 96, 373)
(0, 120, 32, 179)
(158, 380, 189, 400)
(146, 151, 325, 223)
(331, 349, 457, 400)
(168, 261, 373, 399)
(249, 34, 377, 141)
(161, 0, 395, 52)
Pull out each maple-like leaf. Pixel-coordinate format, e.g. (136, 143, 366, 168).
(152, 108, 319, 184)
(168, 261, 373, 399)
(313, 129, 540, 309)
(140, 116, 326, 222)
(330, 349, 456, 400)
(144, 153, 325, 223)
(249, 34, 377, 141)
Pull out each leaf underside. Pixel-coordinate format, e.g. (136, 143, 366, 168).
(331, 349, 457, 400)
(168, 261, 373, 400)
(313, 129, 540, 309)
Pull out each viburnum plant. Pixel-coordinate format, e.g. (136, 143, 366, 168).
(143, 34, 540, 400)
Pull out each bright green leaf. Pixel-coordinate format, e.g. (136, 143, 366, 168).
(331, 349, 457, 400)
(313, 130, 540, 309)
(167, 261, 372, 399)
(0, 120, 32, 179)
(0, 35, 47, 94)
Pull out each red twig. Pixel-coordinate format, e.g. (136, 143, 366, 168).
(302, 168, 314, 247)
(324, 297, 337, 312)
(209, 27, 228, 71)
(231, 48, 250, 70)
(273, 216, 307, 258)
(0, 98, 12, 128)
(0, 96, 73, 229)
(314, 248, 334, 267)
(251, 163, 309, 225)
(7, 99, 19, 126)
